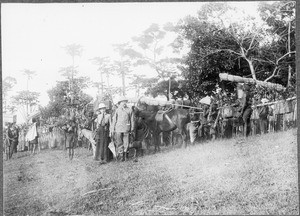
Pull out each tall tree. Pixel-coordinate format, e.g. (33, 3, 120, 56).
(258, 1, 296, 88)
(3, 76, 17, 113)
(114, 60, 132, 96)
(174, 2, 295, 98)
(90, 56, 111, 96)
(22, 69, 36, 91)
(22, 69, 37, 116)
(41, 77, 92, 120)
(62, 44, 83, 103)
(12, 91, 40, 122)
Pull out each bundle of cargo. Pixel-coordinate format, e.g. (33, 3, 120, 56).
(133, 96, 171, 107)
(219, 73, 286, 91)
(129, 96, 200, 110)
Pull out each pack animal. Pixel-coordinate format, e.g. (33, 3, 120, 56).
(78, 127, 97, 159)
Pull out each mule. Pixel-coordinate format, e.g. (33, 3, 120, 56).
(78, 127, 97, 159)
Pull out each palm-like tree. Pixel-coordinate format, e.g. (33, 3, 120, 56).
(90, 56, 111, 96)
(22, 69, 36, 91)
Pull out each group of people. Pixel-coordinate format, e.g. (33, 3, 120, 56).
(93, 96, 135, 163)
(191, 84, 253, 141)
(5, 82, 293, 162)
(63, 96, 135, 162)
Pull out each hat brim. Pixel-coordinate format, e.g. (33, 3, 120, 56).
(118, 100, 128, 103)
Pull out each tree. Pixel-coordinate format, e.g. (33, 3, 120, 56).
(145, 78, 189, 100)
(174, 2, 295, 98)
(41, 77, 92, 120)
(23, 69, 36, 91)
(130, 74, 146, 97)
(117, 24, 183, 99)
(3, 76, 17, 113)
(90, 56, 112, 96)
(258, 1, 296, 88)
(12, 91, 40, 122)
(114, 60, 133, 96)
(62, 44, 83, 103)
(129, 24, 183, 80)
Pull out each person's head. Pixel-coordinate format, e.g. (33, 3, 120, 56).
(117, 96, 128, 108)
(261, 98, 269, 104)
(97, 103, 107, 113)
(243, 84, 250, 92)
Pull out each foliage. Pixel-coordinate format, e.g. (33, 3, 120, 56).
(59, 66, 79, 80)
(63, 44, 83, 59)
(127, 23, 181, 79)
(40, 77, 92, 120)
(12, 91, 40, 120)
(3, 76, 17, 107)
(22, 69, 36, 80)
(257, 1, 296, 87)
(174, 2, 295, 100)
(145, 78, 189, 100)
(12, 91, 40, 107)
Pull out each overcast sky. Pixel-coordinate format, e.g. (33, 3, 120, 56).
(2, 2, 259, 109)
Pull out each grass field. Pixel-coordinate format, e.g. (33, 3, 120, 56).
(3, 129, 299, 215)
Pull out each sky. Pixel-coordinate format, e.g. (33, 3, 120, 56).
(2, 1, 260, 122)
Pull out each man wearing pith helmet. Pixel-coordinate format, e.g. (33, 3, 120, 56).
(111, 96, 135, 161)
(94, 102, 111, 164)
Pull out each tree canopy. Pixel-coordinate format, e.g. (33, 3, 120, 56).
(172, 1, 295, 100)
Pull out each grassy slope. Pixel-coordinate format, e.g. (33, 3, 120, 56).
(3, 129, 299, 215)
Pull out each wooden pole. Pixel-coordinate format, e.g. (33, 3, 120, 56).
(219, 73, 286, 91)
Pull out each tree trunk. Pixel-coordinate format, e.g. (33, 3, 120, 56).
(168, 78, 171, 101)
(287, 21, 291, 87)
(122, 71, 126, 96)
(246, 59, 257, 80)
(100, 69, 104, 95)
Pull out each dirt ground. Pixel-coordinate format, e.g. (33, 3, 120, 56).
(3, 129, 299, 215)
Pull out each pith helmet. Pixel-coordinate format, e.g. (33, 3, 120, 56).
(261, 98, 269, 104)
(116, 96, 128, 104)
(98, 103, 106, 110)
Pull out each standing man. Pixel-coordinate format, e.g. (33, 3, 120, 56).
(111, 96, 135, 161)
(198, 103, 210, 141)
(94, 103, 111, 164)
(239, 84, 253, 137)
(10, 125, 19, 157)
(62, 117, 77, 160)
(259, 98, 269, 134)
(27, 118, 39, 155)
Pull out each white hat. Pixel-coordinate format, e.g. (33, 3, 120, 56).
(261, 98, 269, 104)
(116, 96, 128, 104)
(98, 103, 106, 110)
(199, 96, 211, 105)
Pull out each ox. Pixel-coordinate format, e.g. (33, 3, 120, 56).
(135, 108, 177, 152)
(166, 108, 190, 148)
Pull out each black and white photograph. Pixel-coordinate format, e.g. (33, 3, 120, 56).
(2, 1, 298, 215)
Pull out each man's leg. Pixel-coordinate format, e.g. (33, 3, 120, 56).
(98, 128, 105, 161)
(123, 132, 130, 161)
(103, 131, 108, 162)
(94, 137, 100, 161)
(115, 132, 124, 160)
(243, 108, 252, 137)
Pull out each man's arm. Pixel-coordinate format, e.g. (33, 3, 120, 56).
(130, 109, 135, 133)
(110, 111, 117, 135)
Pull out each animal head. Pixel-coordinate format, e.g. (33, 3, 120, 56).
(77, 126, 83, 139)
